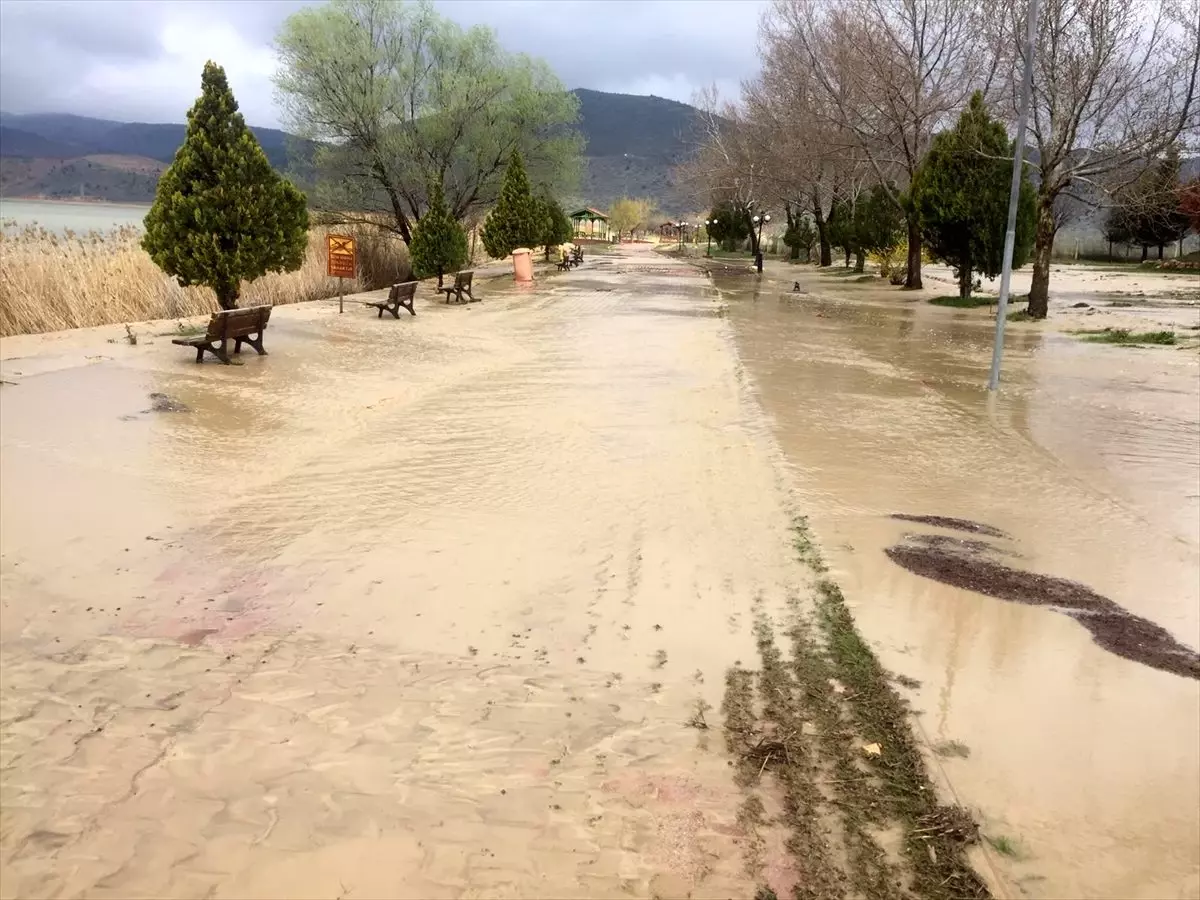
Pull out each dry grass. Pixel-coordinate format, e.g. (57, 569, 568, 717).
(0, 222, 411, 337)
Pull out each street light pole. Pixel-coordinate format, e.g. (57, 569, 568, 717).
(705, 219, 716, 256)
(751, 213, 771, 274)
(988, 0, 1041, 391)
(677, 221, 686, 252)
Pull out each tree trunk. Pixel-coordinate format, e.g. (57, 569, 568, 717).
(958, 264, 972, 299)
(437, 271, 445, 288)
(854, 250, 865, 273)
(216, 284, 239, 311)
(843, 247, 851, 268)
(812, 196, 832, 267)
(904, 218, 922, 289)
(1027, 199, 1057, 319)
(1108, 240, 1113, 261)
(1158, 244, 1164, 260)
(1140, 244, 1148, 262)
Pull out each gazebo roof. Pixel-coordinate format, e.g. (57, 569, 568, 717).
(569, 207, 608, 221)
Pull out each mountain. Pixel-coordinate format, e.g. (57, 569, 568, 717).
(0, 90, 704, 214)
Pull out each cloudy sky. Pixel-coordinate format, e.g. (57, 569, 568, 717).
(0, 0, 767, 128)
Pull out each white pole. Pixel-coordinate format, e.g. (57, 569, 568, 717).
(988, 0, 1041, 391)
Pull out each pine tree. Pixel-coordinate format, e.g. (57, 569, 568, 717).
(539, 197, 573, 260)
(410, 183, 468, 287)
(481, 151, 542, 259)
(915, 92, 1035, 298)
(142, 62, 308, 311)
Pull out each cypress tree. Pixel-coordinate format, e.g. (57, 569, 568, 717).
(915, 92, 1035, 298)
(410, 183, 469, 287)
(481, 151, 542, 259)
(539, 197, 573, 260)
(142, 61, 309, 310)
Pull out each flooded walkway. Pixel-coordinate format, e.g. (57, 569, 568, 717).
(1, 248, 798, 899)
(2, 247, 1197, 899)
(722, 266, 1200, 899)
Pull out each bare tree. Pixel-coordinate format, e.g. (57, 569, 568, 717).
(744, 14, 862, 266)
(1010, 0, 1200, 317)
(766, 0, 997, 288)
(678, 86, 773, 254)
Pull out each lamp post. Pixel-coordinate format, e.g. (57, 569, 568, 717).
(751, 213, 771, 274)
(676, 221, 687, 252)
(705, 218, 717, 256)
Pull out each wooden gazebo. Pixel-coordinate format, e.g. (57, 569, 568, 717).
(569, 207, 610, 241)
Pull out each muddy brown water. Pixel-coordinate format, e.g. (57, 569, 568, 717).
(0, 247, 1196, 899)
(720, 268, 1200, 899)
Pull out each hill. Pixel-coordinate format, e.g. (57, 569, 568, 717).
(0, 91, 704, 214)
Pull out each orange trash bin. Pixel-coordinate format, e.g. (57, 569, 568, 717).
(511, 247, 533, 282)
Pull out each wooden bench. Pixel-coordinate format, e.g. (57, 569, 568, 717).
(364, 281, 417, 318)
(438, 271, 477, 304)
(172, 306, 271, 364)
(571, 247, 583, 265)
(557, 253, 573, 272)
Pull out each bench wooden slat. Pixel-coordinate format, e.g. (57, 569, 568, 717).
(438, 270, 477, 303)
(172, 306, 272, 364)
(364, 281, 417, 318)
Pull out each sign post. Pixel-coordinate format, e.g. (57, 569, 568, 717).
(326, 234, 357, 314)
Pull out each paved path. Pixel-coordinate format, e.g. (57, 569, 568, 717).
(1, 247, 806, 898)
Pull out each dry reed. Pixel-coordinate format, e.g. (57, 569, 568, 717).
(0, 221, 411, 337)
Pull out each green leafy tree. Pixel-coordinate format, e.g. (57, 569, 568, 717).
(539, 197, 573, 260)
(409, 183, 468, 286)
(707, 201, 750, 252)
(142, 61, 308, 311)
(481, 151, 542, 258)
(825, 196, 856, 267)
(275, 0, 582, 244)
(853, 185, 906, 270)
(915, 92, 1035, 299)
(1121, 147, 1191, 260)
(783, 205, 816, 262)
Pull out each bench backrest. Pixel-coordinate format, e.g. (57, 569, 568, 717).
(455, 271, 473, 289)
(204, 306, 271, 341)
(389, 281, 418, 301)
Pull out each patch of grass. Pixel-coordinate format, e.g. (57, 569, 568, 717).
(1074, 328, 1176, 345)
(930, 294, 1028, 309)
(854, 274, 877, 283)
(788, 515, 991, 899)
(158, 321, 208, 338)
(929, 295, 998, 308)
(933, 739, 971, 759)
(986, 835, 1022, 858)
(1007, 309, 1035, 322)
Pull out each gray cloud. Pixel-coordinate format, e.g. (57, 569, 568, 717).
(0, 0, 764, 128)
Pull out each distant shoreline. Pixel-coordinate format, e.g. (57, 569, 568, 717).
(0, 196, 152, 210)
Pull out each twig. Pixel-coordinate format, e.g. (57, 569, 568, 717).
(757, 752, 773, 781)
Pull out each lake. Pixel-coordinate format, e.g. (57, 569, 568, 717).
(0, 198, 150, 234)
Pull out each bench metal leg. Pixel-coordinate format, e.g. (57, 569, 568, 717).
(400, 300, 415, 316)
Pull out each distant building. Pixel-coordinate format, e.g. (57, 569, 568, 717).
(569, 208, 610, 241)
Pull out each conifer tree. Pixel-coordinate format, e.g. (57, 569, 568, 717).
(410, 183, 468, 286)
(142, 61, 309, 310)
(481, 151, 542, 258)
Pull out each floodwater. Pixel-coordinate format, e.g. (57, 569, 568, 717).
(1, 245, 1197, 899)
(0, 249, 793, 899)
(0, 198, 148, 234)
(720, 270, 1200, 899)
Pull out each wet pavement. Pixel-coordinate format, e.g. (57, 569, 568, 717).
(1, 246, 1198, 899)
